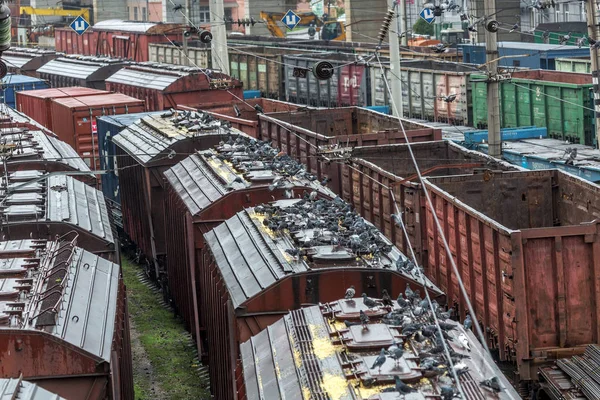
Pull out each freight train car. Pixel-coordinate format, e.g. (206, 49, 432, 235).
(36, 56, 127, 89)
(424, 169, 600, 380)
(202, 198, 443, 400)
(0, 173, 118, 262)
(163, 138, 335, 356)
(337, 141, 520, 268)
(2, 47, 59, 77)
(55, 20, 183, 62)
(258, 107, 442, 193)
(15, 87, 109, 131)
(113, 111, 247, 278)
(0, 238, 132, 400)
(0, 75, 49, 109)
(106, 63, 243, 111)
(0, 378, 66, 399)
(471, 70, 594, 145)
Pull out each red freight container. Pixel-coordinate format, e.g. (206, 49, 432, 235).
(424, 169, 600, 380)
(106, 63, 243, 111)
(15, 87, 109, 130)
(50, 93, 145, 170)
(55, 20, 184, 62)
(258, 107, 442, 193)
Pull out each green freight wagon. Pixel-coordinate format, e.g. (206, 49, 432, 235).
(555, 57, 592, 73)
(471, 70, 594, 146)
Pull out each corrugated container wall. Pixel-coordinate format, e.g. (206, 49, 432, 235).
(50, 93, 146, 170)
(15, 87, 108, 130)
(555, 58, 592, 73)
(424, 170, 600, 380)
(0, 74, 49, 109)
(471, 70, 594, 145)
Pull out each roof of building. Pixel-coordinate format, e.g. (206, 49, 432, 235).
(0, 377, 65, 400)
(113, 109, 245, 165)
(0, 238, 120, 362)
(534, 22, 588, 33)
(241, 301, 521, 400)
(0, 173, 114, 245)
(0, 127, 91, 173)
(92, 20, 184, 34)
(164, 137, 334, 216)
(204, 198, 442, 308)
(37, 56, 126, 81)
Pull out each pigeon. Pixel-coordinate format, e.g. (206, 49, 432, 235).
(542, 30, 550, 43)
(480, 376, 503, 392)
(458, 333, 471, 352)
(509, 23, 519, 33)
(405, 284, 414, 299)
(321, 177, 331, 185)
(360, 310, 370, 327)
(370, 349, 387, 373)
(395, 376, 417, 394)
(432, 43, 448, 53)
(233, 104, 241, 117)
(468, 23, 477, 32)
(440, 385, 456, 400)
(254, 104, 264, 113)
(441, 93, 457, 103)
(397, 293, 411, 308)
(381, 289, 393, 307)
(309, 191, 318, 201)
(344, 319, 359, 327)
(345, 285, 355, 300)
(438, 307, 454, 321)
(576, 37, 586, 48)
(362, 293, 378, 309)
(560, 32, 571, 45)
(172, 4, 184, 11)
(387, 342, 404, 364)
(463, 314, 473, 330)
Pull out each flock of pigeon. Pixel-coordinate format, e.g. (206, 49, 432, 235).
(160, 109, 230, 131)
(342, 284, 503, 398)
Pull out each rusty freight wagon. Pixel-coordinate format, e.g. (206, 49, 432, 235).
(0, 238, 132, 400)
(113, 111, 247, 278)
(258, 107, 442, 193)
(424, 169, 600, 380)
(0, 125, 95, 185)
(15, 87, 109, 131)
(163, 138, 335, 355)
(179, 98, 311, 138)
(55, 20, 184, 62)
(49, 93, 146, 170)
(337, 141, 519, 268)
(106, 63, 243, 111)
(202, 199, 443, 400)
(238, 302, 520, 400)
(36, 56, 127, 90)
(0, 378, 66, 399)
(2, 47, 59, 77)
(0, 173, 117, 262)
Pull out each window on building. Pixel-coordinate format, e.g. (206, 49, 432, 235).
(142, 7, 147, 21)
(134, 6, 138, 21)
(191, 6, 211, 24)
(225, 8, 233, 30)
(127, 7, 130, 19)
(513, 60, 520, 67)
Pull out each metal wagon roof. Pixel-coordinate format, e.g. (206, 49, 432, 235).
(113, 110, 246, 165)
(0, 238, 120, 362)
(204, 199, 442, 308)
(106, 63, 210, 91)
(240, 302, 521, 400)
(37, 56, 126, 81)
(2, 47, 60, 71)
(164, 137, 334, 216)
(0, 174, 114, 245)
(0, 377, 65, 400)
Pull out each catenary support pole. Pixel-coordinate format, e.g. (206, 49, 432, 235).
(587, 0, 600, 148)
(210, 0, 230, 75)
(388, 0, 404, 117)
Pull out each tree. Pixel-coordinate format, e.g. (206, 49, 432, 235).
(413, 19, 434, 36)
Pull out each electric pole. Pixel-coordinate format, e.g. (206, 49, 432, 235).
(484, 4, 501, 157)
(400, 0, 408, 45)
(587, 0, 600, 147)
(210, 0, 230, 75)
(387, 0, 404, 117)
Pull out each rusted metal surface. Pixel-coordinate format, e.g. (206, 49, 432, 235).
(36, 56, 127, 90)
(0, 377, 65, 399)
(424, 169, 600, 380)
(0, 174, 117, 262)
(50, 93, 145, 170)
(239, 302, 520, 400)
(0, 238, 132, 400)
(202, 198, 443, 399)
(179, 98, 310, 138)
(539, 366, 587, 399)
(106, 63, 243, 111)
(54, 22, 184, 62)
(15, 87, 108, 131)
(163, 139, 335, 354)
(339, 141, 518, 268)
(113, 111, 246, 277)
(2, 48, 59, 77)
(258, 107, 442, 194)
